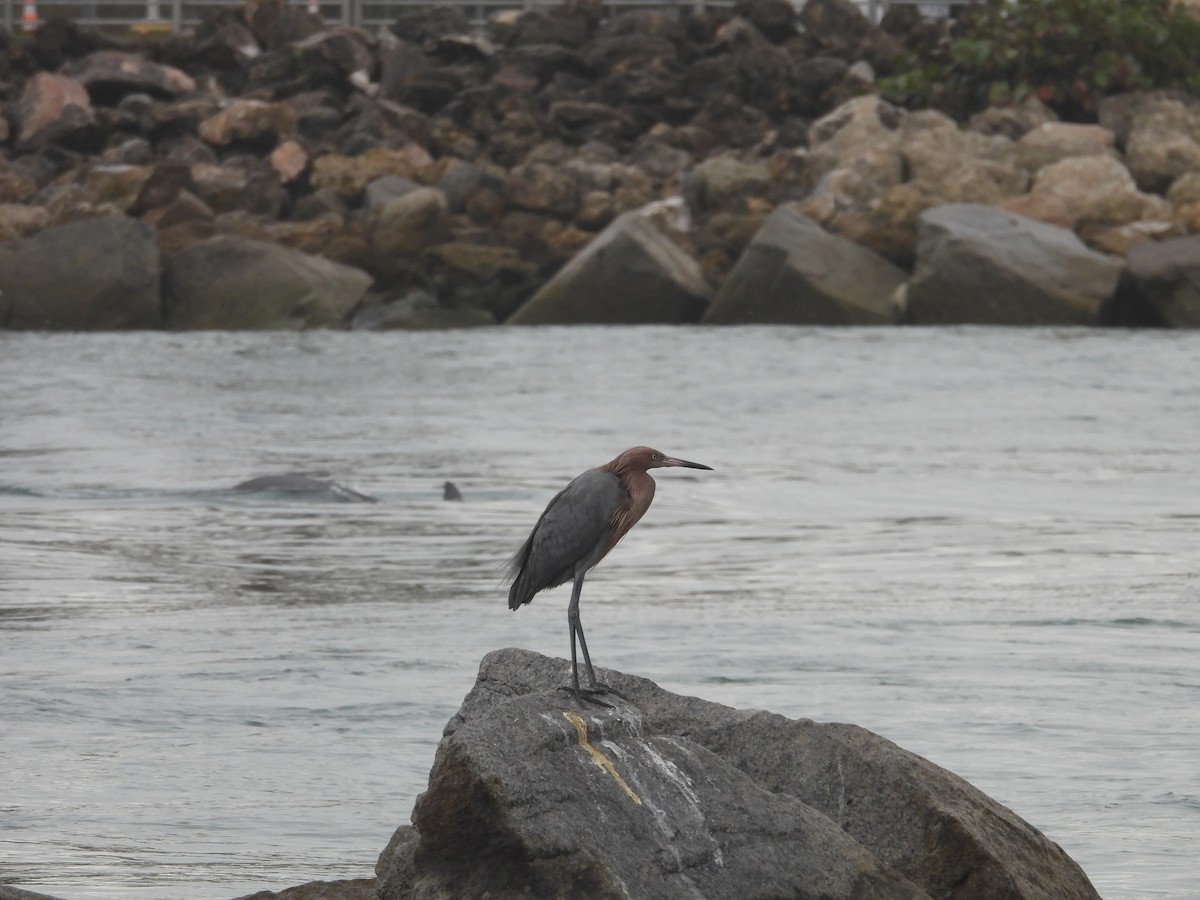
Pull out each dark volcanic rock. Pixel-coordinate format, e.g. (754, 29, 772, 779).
(64, 50, 196, 104)
(0, 217, 160, 329)
(376, 648, 1101, 900)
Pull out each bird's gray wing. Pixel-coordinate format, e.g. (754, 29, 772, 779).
(507, 469, 625, 608)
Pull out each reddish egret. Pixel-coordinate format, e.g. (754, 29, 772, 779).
(506, 446, 712, 704)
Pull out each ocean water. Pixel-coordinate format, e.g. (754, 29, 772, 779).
(0, 327, 1196, 899)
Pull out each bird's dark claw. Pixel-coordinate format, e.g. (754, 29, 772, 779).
(588, 681, 628, 701)
(558, 685, 615, 708)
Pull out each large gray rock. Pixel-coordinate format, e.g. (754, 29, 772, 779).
(704, 205, 906, 324)
(376, 648, 1101, 900)
(0, 886, 70, 900)
(0, 217, 160, 330)
(1103, 234, 1200, 328)
(906, 204, 1123, 325)
(232, 877, 375, 900)
(507, 212, 711, 325)
(163, 236, 372, 330)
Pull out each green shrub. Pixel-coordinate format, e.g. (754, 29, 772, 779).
(880, 0, 1200, 121)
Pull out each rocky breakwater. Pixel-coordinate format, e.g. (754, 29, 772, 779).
(0, 0, 1197, 330)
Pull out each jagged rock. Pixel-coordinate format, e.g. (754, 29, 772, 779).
(906, 204, 1123, 325)
(198, 99, 298, 147)
(376, 648, 1101, 900)
(1015, 122, 1116, 174)
(310, 148, 428, 200)
(734, 0, 800, 43)
(0, 203, 51, 242)
(15, 72, 95, 150)
(294, 27, 376, 82)
(367, 186, 452, 261)
(507, 210, 711, 324)
(63, 50, 195, 103)
(1167, 171, 1200, 232)
(897, 111, 1027, 205)
(805, 95, 903, 191)
(704, 205, 905, 324)
(967, 96, 1058, 141)
(1124, 101, 1200, 193)
(689, 154, 771, 211)
(363, 173, 422, 208)
(504, 161, 580, 216)
(0, 217, 160, 329)
(415, 241, 540, 321)
(1102, 234, 1200, 328)
(162, 235, 372, 329)
(1020, 155, 1171, 231)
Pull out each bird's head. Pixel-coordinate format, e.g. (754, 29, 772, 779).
(614, 446, 713, 474)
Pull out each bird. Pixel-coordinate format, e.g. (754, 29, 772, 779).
(506, 446, 712, 704)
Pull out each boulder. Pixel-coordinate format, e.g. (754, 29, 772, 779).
(804, 95, 904, 190)
(1114, 94, 1200, 192)
(1018, 155, 1171, 231)
(232, 879, 376, 900)
(906, 204, 1123, 325)
(0, 217, 160, 330)
(704, 205, 905, 325)
(507, 211, 711, 324)
(376, 648, 1101, 900)
(63, 50, 195, 103)
(198, 99, 298, 148)
(1014, 122, 1116, 174)
(15, 72, 95, 151)
(233, 474, 377, 502)
(367, 187, 452, 263)
(0, 885, 71, 900)
(689, 154, 772, 211)
(1102, 234, 1200, 328)
(162, 236, 372, 329)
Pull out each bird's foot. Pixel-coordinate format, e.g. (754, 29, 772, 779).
(558, 685, 615, 708)
(588, 681, 628, 701)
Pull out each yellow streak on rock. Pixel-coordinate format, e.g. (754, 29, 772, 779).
(563, 710, 642, 806)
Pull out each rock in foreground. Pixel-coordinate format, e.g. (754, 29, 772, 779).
(377, 648, 1100, 900)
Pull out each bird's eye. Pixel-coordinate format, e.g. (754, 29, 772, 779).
(652, 453, 661, 460)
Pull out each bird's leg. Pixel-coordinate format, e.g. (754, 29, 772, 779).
(558, 572, 621, 706)
(559, 572, 627, 704)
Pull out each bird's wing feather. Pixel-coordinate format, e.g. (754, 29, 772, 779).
(507, 469, 625, 608)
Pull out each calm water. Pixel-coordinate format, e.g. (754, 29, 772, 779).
(0, 327, 1197, 900)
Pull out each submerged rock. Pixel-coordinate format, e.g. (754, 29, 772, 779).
(376, 648, 1101, 900)
(233, 474, 377, 503)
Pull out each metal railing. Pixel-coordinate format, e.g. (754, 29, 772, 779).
(1, 0, 741, 31)
(1, 0, 980, 32)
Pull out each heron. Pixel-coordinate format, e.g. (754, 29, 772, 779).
(506, 446, 712, 704)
